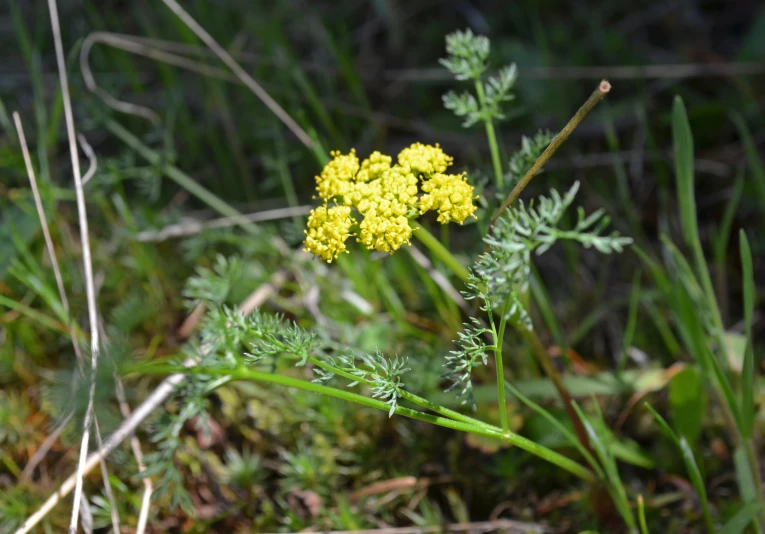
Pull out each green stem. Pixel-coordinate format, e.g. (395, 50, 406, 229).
(637, 495, 649, 534)
(490, 80, 612, 228)
(413, 226, 469, 282)
(248, 327, 497, 433)
(743, 439, 765, 530)
(474, 79, 504, 189)
(141, 363, 596, 482)
(401, 391, 497, 432)
(495, 300, 511, 434)
(412, 221, 590, 455)
(306, 356, 498, 433)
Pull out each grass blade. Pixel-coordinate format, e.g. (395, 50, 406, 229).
(669, 366, 706, 445)
(505, 380, 603, 478)
(740, 230, 755, 438)
(646, 403, 715, 533)
(712, 171, 745, 322)
(618, 270, 642, 374)
(731, 112, 765, 224)
(572, 401, 636, 531)
(637, 495, 649, 534)
(719, 503, 764, 534)
(734, 445, 758, 506)
(105, 119, 260, 236)
(672, 96, 697, 247)
(671, 96, 725, 349)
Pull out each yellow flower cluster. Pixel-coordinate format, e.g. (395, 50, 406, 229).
(304, 143, 477, 262)
(357, 165, 419, 253)
(315, 149, 359, 202)
(304, 205, 354, 263)
(397, 143, 453, 175)
(419, 172, 478, 224)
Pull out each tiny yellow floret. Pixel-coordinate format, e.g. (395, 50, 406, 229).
(379, 166, 419, 209)
(303, 205, 356, 262)
(397, 143, 453, 176)
(315, 149, 359, 202)
(358, 208, 413, 253)
(419, 173, 478, 224)
(356, 151, 392, 183)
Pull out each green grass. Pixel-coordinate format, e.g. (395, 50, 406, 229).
(2, 1, 764, 533)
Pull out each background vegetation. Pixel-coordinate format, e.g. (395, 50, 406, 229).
(1, 0, 765, 532)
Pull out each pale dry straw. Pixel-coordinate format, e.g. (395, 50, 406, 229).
(46, 0, 101, 530)
(14, 272, 287, 534)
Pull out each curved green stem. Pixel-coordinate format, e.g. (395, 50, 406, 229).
(140, 363, 596, 483)
(401, 390, 498, 432)
(474, 79, 504, 189)
(306, 356, 498, 433)
(494, 300, 511, 434)
(412, 214, 593, 457)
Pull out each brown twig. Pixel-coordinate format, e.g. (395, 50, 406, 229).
(45, 0, 102, 530)
(485, 82, 613, 462)
(350, 477, 419, 503)
(520, 329, 593, 457)
(490, 80, 611, 228)
(19, 413, 71, 481)
(136, 205, 313, 243)
(159, 0, 313, 148)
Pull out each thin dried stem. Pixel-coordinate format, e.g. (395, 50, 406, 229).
(12, 112, 86, 368)
(80, 32, 222, 124)
(19, 412, 72, 481)
(490, 80, 611, 228)
(77, 134, 98, 186)
(480, 81, 612, 463)
(15, 112, 85, 487)
(114, 375, 152, 534)
(97, 317, 153, 534)
(46, 0, 101, 531)
(14, 272, 286, 534)
(93, 420, 121, 534)
(79, 31, 445, 145)
(406, 245, 469, 313)
(135, 205, 312, 242)
(519, 328, 592, 456)
(17, 109, 151, 529)
(159, 0, 313, 147)
(14, 112, 87, 487)
(13, 111, 66, 305)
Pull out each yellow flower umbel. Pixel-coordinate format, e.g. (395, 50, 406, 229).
(397, 142, 453, 175)
(315, 149, 359, 202)
(419, 172, 478, 224)
(304, 143, 477, 262)
(303, 205, 355, 263)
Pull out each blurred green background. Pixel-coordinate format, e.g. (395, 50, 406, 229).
(1, 1, 764, 532)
